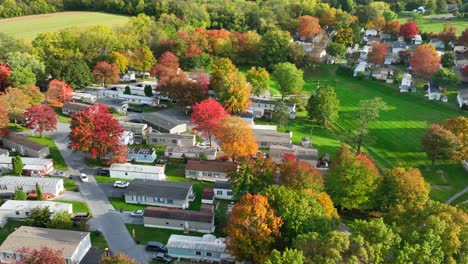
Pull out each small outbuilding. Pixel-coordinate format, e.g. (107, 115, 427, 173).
(126, 148, 157, 163)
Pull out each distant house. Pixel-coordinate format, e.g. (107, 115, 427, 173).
(62, 102, 89, 116)
(457, 89, 468, 108)
(0, 176, 64, 197)
(238, 112, 255, 124)
(400, 73, 412, 93)
(269, 145, 319, 166)
(253, 130, 293, 149)
(0, 133, 50, 158)
(454, 45, 467, 53)
(251, 99, 296, 119)
(110, 163, 165, 180)
(391, 42, 408, 55)
(143, 205, 214, 233)
(147, 132, 195, 147)
(97, 89, 158, 106)
(165, 147, 217, 160)
(167, 234, 232, 262)
(213, 181, 233, 200)
(251, 124, 277, 131)
(364, 28, 378, 36)
(0, 226, 91, 264)
(412, 35, 422, 45)
(125, 179, 194, 209)
(118, 121, 151, 144)
(185, 160, 236, 182)
(354, 62, 367, 76)
(455, 53, 468, 67)
(0, 200, 73, 219)
(112, 83, 157, 97)
(0, 149, 8, 157)
(142, 112, 187, 134)
(95, 98, 128, 115)
(120, 73, 136, 82)
(119, 131, 134, 146)
(430, 38, 445, 51)
(372, 67, 390, 81)
(427, 81, 442, 100)
(71, 92, 97, 104)
(126, 148, 157, 163)
(0, 156, 54, 176)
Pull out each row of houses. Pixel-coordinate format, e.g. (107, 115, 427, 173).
(0, 156, 54, 176)
(0, 133, 50, 159)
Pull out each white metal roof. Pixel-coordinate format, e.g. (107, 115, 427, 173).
(0, 156, 52, 167)
(110, 163, 164, 174)
(0, 176, 62, 187)
(167, 234, 226, 252)
(0, 200, 72, 212)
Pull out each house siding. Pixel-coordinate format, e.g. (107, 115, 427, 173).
(168, 248, 222, 262)
(1, 139, 50, 159)
(185, 170, 228, 182)
(144, 216, 214, 233)
(70, 234, 91, 263)
(110, 168, 165, 181)
(124, 194, 189, 209)
(213, 188, 233, 200)
(0, 180, 63, 196)
(126, 153, 157, 163)
(164, 150, 216, 160)
(147, 134, 195, 147)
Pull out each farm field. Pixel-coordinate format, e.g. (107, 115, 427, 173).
(396, 16, 468, 35)
(0, 12, 129, 41)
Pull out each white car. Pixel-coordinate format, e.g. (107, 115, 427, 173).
(113, 181, 130, 188)
(80, 173, 88, 182)
(196, 141, 210, 149)
(130, 210, 144, 217)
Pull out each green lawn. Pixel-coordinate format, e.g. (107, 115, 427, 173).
(53, 108, 71, 123)
(84, 158, 110, 168)
(26, 135, 68, 170)
(7, 123, 28, 132)
(109, 197, 146, 212)
(95, 175, 131, 184)
(90, 231, 109, 250)
(125, 224, 203, 245)
(0, 220, 23, 244)
(55, 200, 92, 214)
(0, 12, 129, 41)
(396, 16, 468, 34)
(62, 178, 78, 191)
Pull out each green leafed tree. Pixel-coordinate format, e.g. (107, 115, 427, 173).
(124, 86, 131, 95)
(294, 231, 350, 264)
(57, 60, 94, 89)
(272, 62, 304, 100)
(47, 211, 73, 230)
(272, 100, 289, 128)
(12, 155, 23, 175)
(25, 206, 50, 227)
(144, 85, 153, 97)
(326, 42, 346, 58)
(246, 66, 270, 97)
(421, 124, 462, 166)
(13, 190, 27, 200)
(259, 30, 292, 69)
(263, 249, 304, 264)
(35, 182, 43, 201)
(433, 68, 460, 88)
(441, 51, 455, 68)
(307, 85, 340, 128)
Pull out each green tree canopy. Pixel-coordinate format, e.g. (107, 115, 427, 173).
(272, 62, 304, 100)
(263, 249, 304, 264)
(12, 155, 23, 175)
(47, 211, 73, 230)
(259, 30, 292, 69)
(307, 85, 340, 128)
(246, 66, 270, 97)
(25, 206, 50, 227)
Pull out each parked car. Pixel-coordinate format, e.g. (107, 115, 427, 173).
(130, 210, 144, 217)
(80, 173, 89, 182)
(72, 212, 90, 223)
(152, 253, 172, 263)
(145, 241, 167, 253)
(97, 169, 110, 176)
(54, 171, 66, 177)
(196, 141, 210, 149)
(113, 180, 130, 188)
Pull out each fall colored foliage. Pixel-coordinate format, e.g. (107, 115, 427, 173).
(214, 116, 258, 159)
(99, 252, 139, 264)
(25, 105, 58, 137)
(459, 29, 468, 46)
(443, 116, 468, 161)
(367, 42, 388, 65)
(410, 44, 441, 78)
(384, 167, 430, 210)
(225, 193, 282, 263)
(92, 61, 120, 86)
(280, 159, 324, 192)
(0, 105, 8, 135)
(69, 103, 127, 164)
(0, 87, 31, 125)
(311, 192, 339, 219)
(150, 51, 180, 85)
(17, 246, 64, 264)
(421, 124, 462, 166)
(191, 99, 228, 147)
(399, 21, 419, 39)
(158, 74, 206, 107)
(0, 62, 10, 91)
(438, 22, 457, 45)
(17, 84, 45, 105)
(383, 21, 400, 35)
(46, 79, 73, 106)
(245, 66, 270, 97)
(297, 16, 321, 38)
(365, 16, 386, 31)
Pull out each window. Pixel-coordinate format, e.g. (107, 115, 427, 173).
(172, 140, 177, 144)
(195, 252, 201, 256)
(167, 199, 173, 204)
(152, 139, 157, 143)
(166, 222, 169, 225)
(153, 197, 158, 202)
(227, 191, 233, 196)
(15, 211, 19, 215)
(157, 197, 165, 203)
(189, 171, 196, 176)
(206, 252, 212, 257)
(217, 191, 223, 195)
(125, 172, 128, 176)
(25, 212, 29, 216)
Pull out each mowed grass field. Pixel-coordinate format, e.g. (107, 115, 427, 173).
(397, 16, 468, 35)
(0, 12, 129, 41)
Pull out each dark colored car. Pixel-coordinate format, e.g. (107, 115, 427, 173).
(97, 169, 110, 176)
(127, 108, 143, 113)
(152, 253, 172, 263)
(145, 241, 167, 253)
(72, 212, 90, 223)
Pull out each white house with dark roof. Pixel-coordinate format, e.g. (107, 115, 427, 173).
(124, 179, 194, 208)
(427, 81, 442, 100)
(143, 205, 214, 233)
(253, 129, 293, 149)
(126, 148, 157, 163)
(147, 132, 195, 147)
(110, 163, 165, 180)
(457, 89, 468, 109)
(165, 147, 217, 160)
(250, 99, 296, 119)
(71, 92, 96, 104)
(95, 97, 128, 114)
(167, 234, 233, 262)
(0, 156, 54, 176)
(62, 102, 89, 116)
(142, 112, 187, 134)
(185, 160, 236, 182)
(213, 181, 233, 200)
(0, 176, 64, 197)
(1, 133, 50, 158)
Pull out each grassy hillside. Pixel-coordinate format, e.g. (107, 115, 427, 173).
(0, 12, 129, 41)
(396, 17, 468, 35)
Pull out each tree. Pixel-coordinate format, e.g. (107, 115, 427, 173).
(294, 231, 350, 263)
(46, 79, 73, 106)
(47, 211, 73, 230)
(99, 253, 139, 264)
(57, 60, 94, 89)
(435, 0, 448, 13)
(25, 105, 58, 137)
(13, 189, 27, 200)
(110, 51, 129, 74)
(325, 145, 382, 210)
(307, 85, 340, 128)
(0, 105, 8, 134)
(246, 67, 270, 97)
(350, 97, 387, 154)
(127, 45, 156, 72)
(225, 193, 282, 263)
(35, 182, 43, 201)
(92, 61, 120, 86)
(433, 68, 460, 88)
(280, 160, 323, 192)
(399, 21, 420, 39)
(272, 101, 289, 128)
(150, 51, 179, 85)
(365, 16, 386, 31)
(459, 29, 468, 46)
(69, 104, 126, 164)
(5, 52, 45, 86)
(17, 246, 64, 264)
(438, 22, 457, 46)
(124, 86, 131, 95)
(158, 76, 207, 107)
(228, 154, 276, 199)
(144, 85, 153, 97)
(17, 84, 44, 105)
(383, 21, 401, 35)
(442, 116, 468, 160)
(259, 29, 292, 69)
(191, 99, 228, 147)
(367, 42, 388, 65)
(0, 87, 31, 125)
(441, 51, 455, 68)
(12, 155, 23, 175)
(334, 28, 355, 46)
(326, 42, 346, 58)
(0, 62, 11, 91)
(383, 167, 430, 210)
(264, 249, 304, 264)
(421, 124, 462, 166)
(297, 15, 321, 38)
(215, 116, 258, 159)
(25, 206, 50, 227)
(272, 62, 304, 100)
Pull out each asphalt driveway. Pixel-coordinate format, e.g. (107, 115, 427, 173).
(99, 183, 126, 198)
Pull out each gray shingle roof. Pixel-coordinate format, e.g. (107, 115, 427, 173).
(214, 181, 232, 189)
(142, 112, 184, 131)
(125, 179, 192, 200)
(1, 133, 48, 151)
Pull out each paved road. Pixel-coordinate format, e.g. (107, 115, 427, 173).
(99, 183, 126, 198)
(446, 186, 468, 204)
(44, 122, 149, 263)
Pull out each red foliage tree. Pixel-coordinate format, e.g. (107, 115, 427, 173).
(191, 99, 228, 146)
(25, 105, 58, 137)
(282, 152, 296, 162)
(92, 61, 120, 86)
(297, 16, 321, 38)
(459, 29, 468, 46)
(0, 62, 11, 91)
(45, 79, 73, 106)
(367, 42, 389, 65)
(69, 103, 126, 164)
(410, 44, 441, 78)
(383, 21, 400, 35)
(438, 22, 457, 45)
(280, 159, 324, 192)
(150, 51, 180, 85)
(399, 21, 420, 39)
(17, 246, 64, 264)
(0, 105, 8, 135)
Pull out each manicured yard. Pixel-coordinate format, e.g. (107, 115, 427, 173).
(62, 178, 78, 191)
(53, 108, 71, 123)
(0, 220, 23, 244)
(26, 136, 68, 170)
(125, 224, 203, 245)
(90, 231, 109, 250)
(95, 175, 131, 184)
(396, 16, 468, 35)
(7, 123, 28, 132)
(55, 200, 92, 214)
(108, 197, 146, 212)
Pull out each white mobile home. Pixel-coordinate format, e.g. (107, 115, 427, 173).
(354, 62, 367, 76)
(71, 92, 97, 104)
(110, 163, 166, 180)
(167, 234, 232, 263)
(0, 156, 54, 176)
(165, 147, 217, 160)
(0, 176, 64, 196)
(400, 73, 412, 93)
(0, 200, 73, 219)
(98, 89, 158, 106)
(213, 181, 234, 200)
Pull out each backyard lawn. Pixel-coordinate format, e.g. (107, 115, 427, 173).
(90, 231, 109, 250)
(95, 175, 131, 184)
(125, 224, 203, 245)
(54, 108, 71, 123)
(0, 220, 23, 244)
(109, 197, 146, 212)
(55, 200, 92, 214)
(62, 178, 78, 191)
(26, 136, 68, 170)
(396, 16, 468, 35)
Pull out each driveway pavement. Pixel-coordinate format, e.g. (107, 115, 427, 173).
(98, 183, 126, 198)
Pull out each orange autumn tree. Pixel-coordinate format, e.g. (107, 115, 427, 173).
(215, 116, 258, 159)
(297, 15, 321, 38)
(367, 42, 388, 65)
(442, 116, 468, 161)
(46, 79, 73, 106)
(410, 44, 441, 78)
(280, 159, 324, 193)
(0, 105, 8, 135)
(225, 193, 282, 263)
